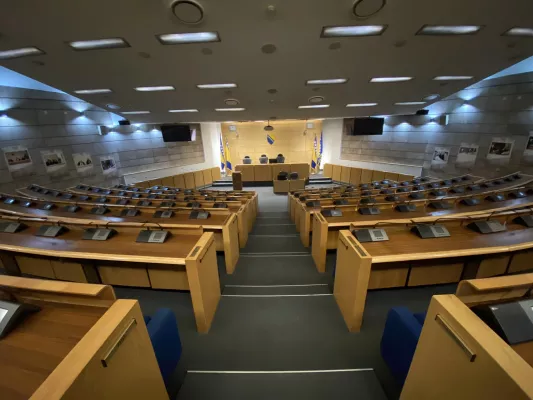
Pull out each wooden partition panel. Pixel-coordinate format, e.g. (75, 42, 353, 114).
(332, 165, 342, 181)
(254, 165, 273, 181)
(203, 169, 213, 185)
(372, 170, 385, 182)
(184, 173, 195, 189)
(323, 163, 333, 178)
(235, 165, 255, 181)
(173, 174, 186, 188)
(340, 166, 351, 183)
(161, 176, 174, 187)
(290, 163, 310, 180)
(360, 169, 373, 183)
(272, 163, 290, 177)
(211, 167, 221, 181)
(384, 172, 399, 182)
(398, 173, 414, 182)
(193, 171, 205, 187)
(349, 168, 362, 185)
(149, 179, 163, 187)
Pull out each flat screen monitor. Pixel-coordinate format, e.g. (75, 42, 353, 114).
(161, 124, 192, 142)
(352, 117, 384, 136)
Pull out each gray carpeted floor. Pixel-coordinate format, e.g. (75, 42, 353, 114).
(115, 186, 458, 399)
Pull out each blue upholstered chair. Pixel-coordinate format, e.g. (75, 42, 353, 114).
(380, 307, 426, 386)
(259, 154, 268, 164)
(276, 154, 285, 163)
(144, 308, 182, 385)
(243, 156, 252, 164)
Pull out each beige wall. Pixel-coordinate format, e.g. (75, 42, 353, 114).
(221, 120, 322, 165)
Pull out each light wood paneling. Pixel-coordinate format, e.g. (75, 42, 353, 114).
(211, 167, 221, 181)
(368, 263, 409, 289)
(184, 172, 195, 189)
(408, 261, 464, 286)
(384, 172, 399, 181)
(360, 169, 373, 183)
(340, 166, 351, 183)
(161, 176, 174, 187)
(290, 163, 310, 180)
(193, 171, 205, 187)
(235, 165, 255, 181)
(332, 165, 342, 181)
(323, 163, 332, 177)
(203, 169, 213, 185)
(173, 174, 185, 188)
(289, 179, 305, 191)
(372, 170, 385, 182)
(51, 260, 87, 283)
(272, 163, 291, 177)
(149, 179, 163, 187)
(508, 251, 533, 273)
(398, 173, 414, 182)
(16, 256, 55, 279)
(349, 168, 362, 184)
(273, 180, 290, 193)
(149, 269, 189, 290)
(99, 266, 151, 287)
(254, 165, 273, 181)
(477, 256, 510, 278)
(221, 121, 322, 164)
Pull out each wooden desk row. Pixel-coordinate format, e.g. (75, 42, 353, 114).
(333, 210, 533, 333)
(322, 163, 416, 184)
(0, 276, 170, 400)
(234, 163, 310, 182)
(134, 166, 222, 189)
(0, 216, 220, 333)
(401, 274, 533, 399)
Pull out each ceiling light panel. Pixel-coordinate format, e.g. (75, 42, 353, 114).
(298, 105, 330, 109)
(157, 32, 220, 44)
(0, 47, 44, 60)
(395, 102, 426, 106)
(68, 38, 129, 50)
(134, 86, 175, 92)
(370, 77, 412, 83)
(503, 27, 533, 37)
(169, 109, 199, 113)
(306, 79, 348, 85)
(346, 103, 378, 107)
(417, 25, 483, 35)
(321, 25, 387, 37)
(122, 111, 150, 114)
(74, 89, 112, 94)
(215, 108, 245, 111)
(433, 76, 473, 81)
(197, 83, 237, 89)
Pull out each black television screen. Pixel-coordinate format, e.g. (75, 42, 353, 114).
(161, 124, 191, 142)
(352, 117, 384, 136)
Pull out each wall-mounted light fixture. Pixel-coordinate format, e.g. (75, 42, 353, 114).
(0, 112, 7, 118)
(430, 114, 450, 125)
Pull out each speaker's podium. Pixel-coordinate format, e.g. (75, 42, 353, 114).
(0, 276, 168, 400)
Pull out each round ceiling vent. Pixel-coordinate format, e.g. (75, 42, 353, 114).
(267, 88, 278, 94)
(309, 96, 324, 104)
(224, 98, 240, 106)
(106, 103, 121, 110)
(261, 44, 277, 54)
(172, 0, 204, 24)
(329, 42, 341, 50)
(352, 0, 386, 18)
(201, 48, 213, 55)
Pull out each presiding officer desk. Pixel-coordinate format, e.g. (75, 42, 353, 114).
(401, 273, 533, 399)
(0, 276, 169, 400)
(0, 193, 242, 272)
(0, 215, 220, 333)
(333, 209, 533, 333)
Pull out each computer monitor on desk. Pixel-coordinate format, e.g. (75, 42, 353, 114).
(269, 159, 278, 164)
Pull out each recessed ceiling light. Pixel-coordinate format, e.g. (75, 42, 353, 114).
(306, 79, 347, 85)
(197, 83, 237, 89)
(106, 103, 121, 110)
(68, 38, 130, 50)
(74, 89, 112, 94)
(157, 32, 220, 44)
(424, 94, 440, 101)
(417, 25, 483, 36)
(0, 47, 45, 60)
(298, 104, 330, 109)
(503, 27, 533, 37)
(433, 76, 473, 81)
(169, 109, 199, 113)
(134, 86, 175, 92)
(122, 111, 151, 114)
(346, 103, 378, 107)
(215, 108, 245, 112)
(395, 102, 426, 106)
(370, 77, 413, 83)
(321, 25, 387, 37)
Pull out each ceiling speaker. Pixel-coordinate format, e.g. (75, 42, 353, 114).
(224, 99, 240, 106)
(353, 0, 386, 18)
(172, 0, 204, 24)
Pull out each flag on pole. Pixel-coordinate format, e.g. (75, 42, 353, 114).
(317, 131, 323, 170)
(311, 134, 318, 172)
(224, 135, 233, 172)
(219, 134, 226, 172)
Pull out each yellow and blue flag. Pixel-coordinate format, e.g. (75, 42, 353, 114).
(224, 135, 233, 172)
(267, 133, 275, 145)
(219, 134, 226, 171)
(311, 134, 318, 172)
(317, 131, 323, 170)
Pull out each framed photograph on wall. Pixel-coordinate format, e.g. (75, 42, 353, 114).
(457, 143, 479, 164)
(73, 152, 94, 173)
(431, 147, 450, 165)
(3, 145, 33, 172)
(100, 155, 117, 175)
(41, 149, 67, 173)
(487, 137, 514, 160)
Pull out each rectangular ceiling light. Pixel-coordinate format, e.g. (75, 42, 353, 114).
(74, 89, 112, 94)
(196, 83, 237, 89)
(417, 25, 483, 35)
(298, 105, 330, 109)
(395, 102, 426, 106)
(122, 111, 150, 114)
(157, 32, 220, 44)
(321, 25, 387, 37)
(68, 38, 130, 50)
(503, 27, 533, 37)
(346, 103, 378, 107)
(433, 76, 473, 81)
(134, 86, 175, 92)
(306, 79, 347, 85)
(370, 77, 413, 83)
(0, 47, 44, 60)
(169, 109, 199, 113)
(215, 108, 245, 112)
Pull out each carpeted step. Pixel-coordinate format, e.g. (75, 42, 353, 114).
(240, 235, 308, 254)
(251, 224, 297, 235)
(222, 284, 331, 296)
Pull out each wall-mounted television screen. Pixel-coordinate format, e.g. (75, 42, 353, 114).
(161, 124, 191, 142)
(352, 117, 384, 136)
